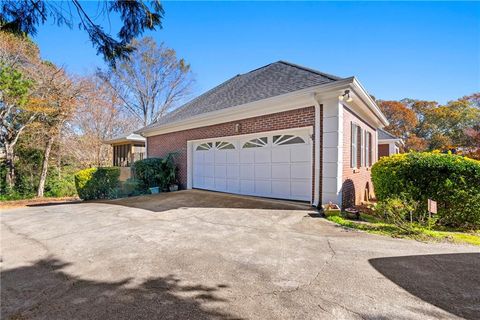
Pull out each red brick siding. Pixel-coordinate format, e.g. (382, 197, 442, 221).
(147, 107, 317, 200)
(342, 107, 377, 207)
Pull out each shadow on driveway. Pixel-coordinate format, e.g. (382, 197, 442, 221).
(100, 190, 314, 213)
(1, 257, 240, 320)
(369, 253, 480, 320)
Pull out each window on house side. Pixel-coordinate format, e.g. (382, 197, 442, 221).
(365, 131, 373, 167)
(359, 128, 364, 167)
(351, 123, 357, 168)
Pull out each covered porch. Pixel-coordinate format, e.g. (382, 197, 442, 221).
(104, 133, 146, 180)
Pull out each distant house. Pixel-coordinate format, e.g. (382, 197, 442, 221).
(104, 133, 146, 180)
(136, 61, 390, 207)
(378, 129, 403, 158)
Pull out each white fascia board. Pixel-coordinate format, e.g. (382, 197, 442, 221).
(139, 78, 356, 137)
(103, 133, 146, 145)
(104, 138, 146, 145)
(350, 78, 389, 127)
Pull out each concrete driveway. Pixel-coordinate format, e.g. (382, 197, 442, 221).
(1, 190, 479, 320)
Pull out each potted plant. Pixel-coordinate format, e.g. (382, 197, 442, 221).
(344, 207, 360, 220)
(322, 202, 341, 217)
(149, 186, 160, 194)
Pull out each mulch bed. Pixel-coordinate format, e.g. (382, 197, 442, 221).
(0, 197, 81, 209)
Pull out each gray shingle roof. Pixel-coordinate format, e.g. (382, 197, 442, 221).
(378, 128, 399, 140)
(142, 61, 342, 131)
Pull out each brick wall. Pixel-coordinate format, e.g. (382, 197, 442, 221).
(342, 106, 377, 207)
(147, 106, 317, 198)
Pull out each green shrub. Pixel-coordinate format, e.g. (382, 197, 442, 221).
(371, 152, 480, 229)
(74, 167, 120, 200)
(44, 167, 78, 197)
(118, 178, 143, 197)
(376, 197, 421, 234)
(132, 153, 178, 191)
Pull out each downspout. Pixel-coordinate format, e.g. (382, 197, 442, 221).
(311, 93, 321, 207)
(144, 136, 148, 159)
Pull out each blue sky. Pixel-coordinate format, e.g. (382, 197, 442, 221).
(33, 1, 479, 104)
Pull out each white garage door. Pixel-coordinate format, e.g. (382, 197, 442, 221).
(192, 129, 312, 201)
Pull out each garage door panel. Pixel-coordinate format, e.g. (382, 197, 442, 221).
(205, 151, 215, 163)
(272, 180, 290, 196)
(191, 129, 312, 201)
(194, 152, 204, 164)
(291, 180, 310, 198)
(291, 163, 311, 179)
(193, 175, 204, 188)
(205, 177, 215, 189)
(215, 178, 227, 190)
(271, 148, 290, 163)
(227, 151, 239, 164)
(240, 180, 254, 194)
(214, 151, 227, 164)
(240, 151, 254, 163)
(255, 164, 271, 179)
(204, 165, 214, 177)
(214, 165, 226, 178)
(255, 180, 271, 195)
(194, 164, 204, 177)
(272, 164, 290, 179)
(226, 165, 239, 178)
(240, 165, 254, 179)
(255, 149, 271, 163)
(291, 146, 311, 162)
(227, 179, 240, 192)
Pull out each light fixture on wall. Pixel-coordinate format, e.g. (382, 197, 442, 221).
(234, 123, 241, 133)
(338, 89, 353, 103)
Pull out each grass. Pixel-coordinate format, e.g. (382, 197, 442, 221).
(327, 214, 480, 246)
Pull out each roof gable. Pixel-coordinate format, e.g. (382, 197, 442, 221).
(144, 61, 342, 130)
(378, 128, 399, 140)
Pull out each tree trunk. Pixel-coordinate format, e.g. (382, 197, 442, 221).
(4, 143, 15, 190)
(37, 136, 55, 197)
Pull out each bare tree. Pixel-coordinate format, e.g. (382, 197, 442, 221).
(100, 37, 193, 126)
(64, 76, 137, 168)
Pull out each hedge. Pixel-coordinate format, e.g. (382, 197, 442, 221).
(371, 152, 480, 228)
(132, 154, 177, 191)
(74, 167, 120, 200)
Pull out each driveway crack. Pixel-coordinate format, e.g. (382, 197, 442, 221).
(233, 237, 337, 302)
(1, 221, 49, 253)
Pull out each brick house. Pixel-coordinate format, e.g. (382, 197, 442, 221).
(137, 61, 389, 208)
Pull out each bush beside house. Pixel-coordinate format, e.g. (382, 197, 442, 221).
(74, 167, 120, 200)
(371, 152, 480, 229)
(132, 153, 177, 192)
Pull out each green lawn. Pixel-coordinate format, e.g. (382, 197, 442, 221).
(326, 214, 480, 246)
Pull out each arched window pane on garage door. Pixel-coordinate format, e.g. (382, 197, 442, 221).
(215, 141, 235, 150)
(243, 137, 267, 148)
(273, 135, 305, 146)
(196, 142, 213, 151)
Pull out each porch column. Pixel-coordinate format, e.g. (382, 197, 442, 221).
(320, 97, 344, 205)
